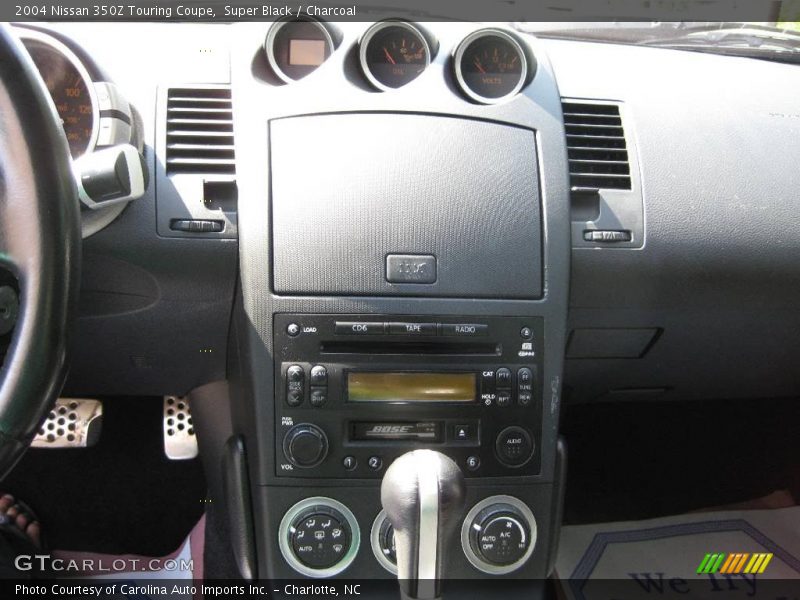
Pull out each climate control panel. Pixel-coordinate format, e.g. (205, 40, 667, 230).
(279, 495, 537, 577)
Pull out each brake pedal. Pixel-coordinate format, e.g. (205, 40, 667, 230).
(32, 398, 103, 448)
(164, 396, 198, 460)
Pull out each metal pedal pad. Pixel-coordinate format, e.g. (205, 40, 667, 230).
(32, 398, 103, 448)
(164, 396, 198, 460)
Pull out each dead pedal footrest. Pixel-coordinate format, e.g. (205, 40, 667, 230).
(32, 398, 103, 448)
(164, 396, 198, 460)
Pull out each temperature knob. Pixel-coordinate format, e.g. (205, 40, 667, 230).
(470, 505, 530, 566)
(283, 424, 328, 468)
(462, 496, 537, 574)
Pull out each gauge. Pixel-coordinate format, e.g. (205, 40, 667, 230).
(265, 18, 334, 83)
(360, 21, 431, 91)
(20, 32, 98, 158)
(454, 30, 531, 104)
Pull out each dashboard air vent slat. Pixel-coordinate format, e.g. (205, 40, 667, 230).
(562, 101, 632, 191)
(166, 87, 235, 175)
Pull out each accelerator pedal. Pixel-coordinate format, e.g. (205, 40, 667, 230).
(164, 396, 198, 460)
(32, 398, 103, 448)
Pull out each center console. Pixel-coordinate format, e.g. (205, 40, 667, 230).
(227, 20, 570, 595)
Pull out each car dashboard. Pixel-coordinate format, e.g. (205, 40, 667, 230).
(13, 19, 800, 587)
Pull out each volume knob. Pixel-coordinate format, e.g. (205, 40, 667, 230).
(283, 424, 328, 468)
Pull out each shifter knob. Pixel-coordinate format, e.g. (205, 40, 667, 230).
(381, 450, 466, 600)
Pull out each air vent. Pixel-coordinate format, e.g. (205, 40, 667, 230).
(166, 87, 235, 175)
(562, 101, 631, 191)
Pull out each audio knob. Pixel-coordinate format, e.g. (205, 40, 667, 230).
(461, 495, 537, 574)
(495, 425, 534, 467)
(283, 424, 328, 468)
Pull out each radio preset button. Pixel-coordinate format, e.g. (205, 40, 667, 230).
(495, 426, 534, 467)
(342, 456, 357, 471)
(496, 368, 512, 388)
(466, 455, 481, 471)
(368, 456, 383, 471)
(441, 323, 488, 337)
(310, 365, 328, 386)
(389, 322, 437, 335)
(335, 321, 384, 335)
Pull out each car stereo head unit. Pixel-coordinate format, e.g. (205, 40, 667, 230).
(273, 314, 544, 480)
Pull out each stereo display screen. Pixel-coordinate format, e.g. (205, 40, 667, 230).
(347, 372, 477, 403)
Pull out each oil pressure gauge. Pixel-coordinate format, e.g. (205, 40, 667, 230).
(360, 21, 432, 91)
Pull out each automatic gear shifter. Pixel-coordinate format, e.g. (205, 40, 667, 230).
(380, 450, 466, 600)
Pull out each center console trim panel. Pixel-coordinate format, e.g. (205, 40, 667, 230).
(228, 21, 571, 580)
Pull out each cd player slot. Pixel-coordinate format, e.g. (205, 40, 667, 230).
(319, 340, 501, 356)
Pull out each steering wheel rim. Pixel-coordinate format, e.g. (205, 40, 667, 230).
(0, 24, 80, 478)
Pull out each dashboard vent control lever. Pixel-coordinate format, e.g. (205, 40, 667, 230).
(381, 450, 465, 600)
(73, 144, 148, 209)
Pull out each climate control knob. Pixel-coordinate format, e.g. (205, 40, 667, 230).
(283, 424, 328, 468)
(462, 495, 537, 574)
(278, 497, 360, 577)
(470, 505, 530, 566)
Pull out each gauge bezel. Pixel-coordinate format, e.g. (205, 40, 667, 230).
(18, 28, 100, 158)
(265, 18, 334, 84)
(453, 28, 529, 105)
(359, 20, 432, 92)
(278, 496, 360, 578)
(460, 495, 538, 575)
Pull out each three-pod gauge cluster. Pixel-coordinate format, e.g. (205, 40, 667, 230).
(263, 18, 535, 104)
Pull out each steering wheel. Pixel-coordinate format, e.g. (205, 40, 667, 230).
(0, 25, 81, 479)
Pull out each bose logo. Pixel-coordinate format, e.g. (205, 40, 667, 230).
(369, 425, 413, 434)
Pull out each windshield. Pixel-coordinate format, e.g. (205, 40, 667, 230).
(515, 21, 800, 64)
